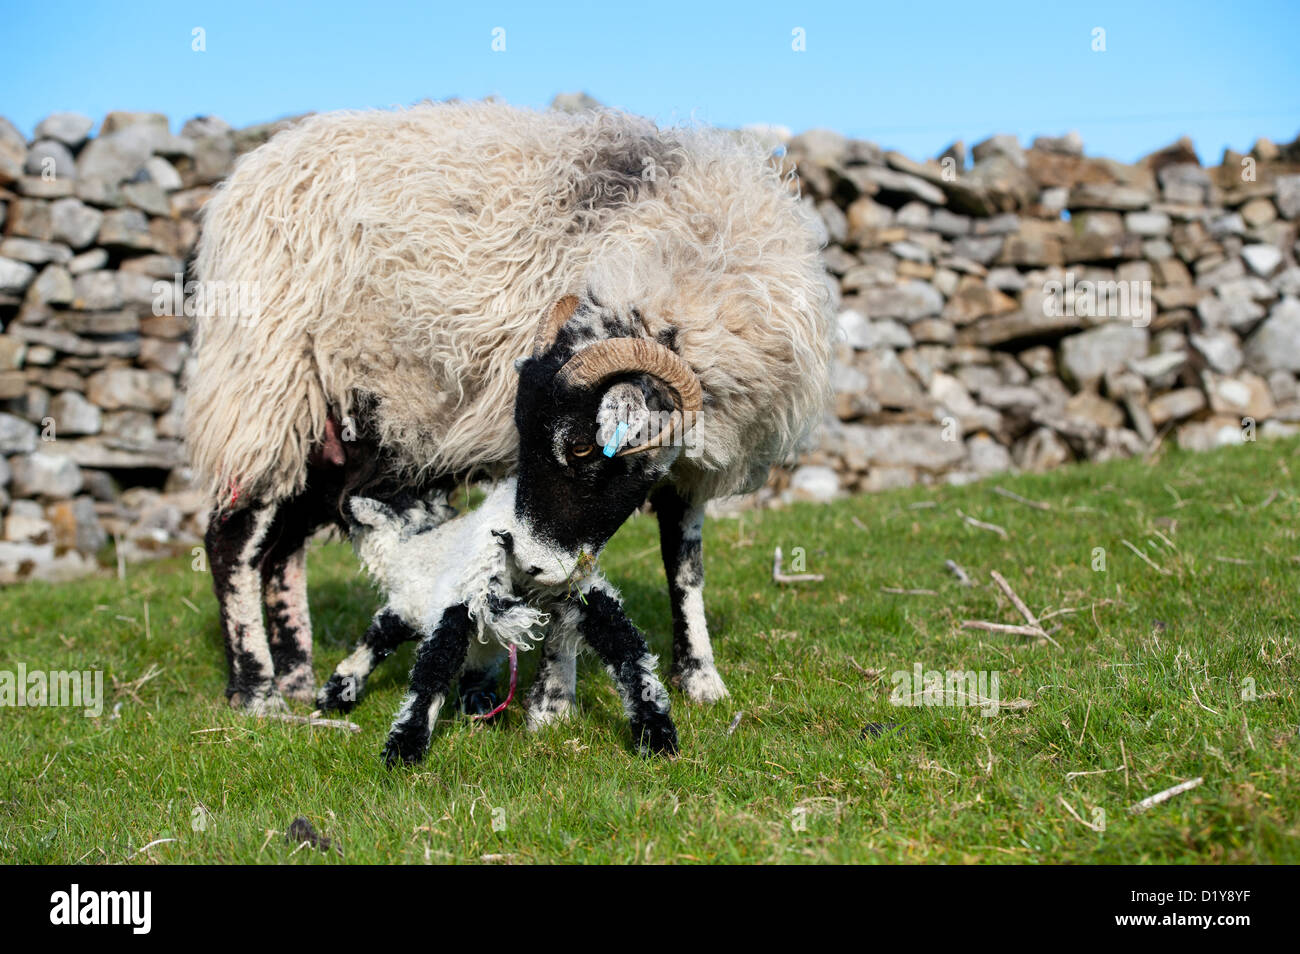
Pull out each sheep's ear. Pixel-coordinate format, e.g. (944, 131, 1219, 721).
(514, 356, 529, 373)
(655, 324, 680, 352)
(348, 496, 394, 529)
(595, 381, 654, 456)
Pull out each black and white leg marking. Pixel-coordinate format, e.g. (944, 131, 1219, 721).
(317, 609, 418, 712)
(571, 583, 678, 756)
(652, 485, 727, 703)
(524, 608, 579, 730)
(383, 604, 472, 767)
(264, 540, 315, 701)
(205, 501, 284, 713)
(261, 487, 335, 701)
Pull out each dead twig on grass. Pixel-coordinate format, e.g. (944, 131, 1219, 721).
(956, 509, 1008, 539)
(945, 559, 974, 586)
(771, 546, 823, 584)
(963, 570, 1063, 649)
(993, 486, 1052, 511)
(991, 570, 1042, 630)
(962, 620, 1046, 637)
(269, 712, 362, 733)
(1129, 777, 1203, 814)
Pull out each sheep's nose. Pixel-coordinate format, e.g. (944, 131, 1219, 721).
(526, 565, 543, 577)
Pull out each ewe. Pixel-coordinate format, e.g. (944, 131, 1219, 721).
(189, 102, 832, 714)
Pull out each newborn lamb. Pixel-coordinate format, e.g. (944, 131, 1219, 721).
(317, 479, 679, 766)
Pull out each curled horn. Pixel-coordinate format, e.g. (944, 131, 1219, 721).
(556, 338, 703, 456)
(531, 295, 581, 355)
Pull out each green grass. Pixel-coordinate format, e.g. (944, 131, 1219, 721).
(2, 438, 1298, 864)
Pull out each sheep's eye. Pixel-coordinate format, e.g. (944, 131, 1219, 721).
(570, 442, 594, 458)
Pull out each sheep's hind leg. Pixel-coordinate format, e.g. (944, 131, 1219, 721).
(263, 479, 350, 700)
(317, 609, 417, 712)
(652, 486, 728, 703)
(384, 604, 472, 767)
(206, 501, 284, 713)
(263, 539, 316, 702)
(570, 583, 678, 756)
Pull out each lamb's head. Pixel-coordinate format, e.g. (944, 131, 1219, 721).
(509, 295, 702, 588)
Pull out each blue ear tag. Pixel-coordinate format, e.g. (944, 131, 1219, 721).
(603, 421, 630, 457)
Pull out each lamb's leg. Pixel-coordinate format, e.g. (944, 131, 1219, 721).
(317, 609, 417, 712)
(384, 604, 472, 767)
(459, 638, 505, 716)
(205, 501, 284, 713)
(651, 485, 728, 703)
(524, 613, 579, 730)
(569, 583, 678, 756)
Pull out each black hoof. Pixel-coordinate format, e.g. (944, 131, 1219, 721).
(316, 673, 360, 713)
(632, 713, 679, 757)
(382, 726, 429, 768)
(229, 684, 287, 715)
(461, 689, 500, 718)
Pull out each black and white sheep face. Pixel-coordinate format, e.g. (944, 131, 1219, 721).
(512, 357, 679, 588)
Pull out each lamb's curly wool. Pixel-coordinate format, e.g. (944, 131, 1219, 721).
(186, 101, 832, 509)
(348, 483, 549, 652)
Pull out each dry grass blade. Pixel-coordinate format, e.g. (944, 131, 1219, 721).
(1121, 539, 1171, 575)
(126, 837, 177, 860)
(1058, 796, 1105, 831)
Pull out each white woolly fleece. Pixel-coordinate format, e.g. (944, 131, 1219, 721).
(186, 101, 833, 510)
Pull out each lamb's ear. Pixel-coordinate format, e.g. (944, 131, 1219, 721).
(348, 496, 395, 529)
(514, 356, 529, 373)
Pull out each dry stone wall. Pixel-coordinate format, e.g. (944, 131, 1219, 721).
(1, 106, 1298, 582)
(773, 127, 1300, 504)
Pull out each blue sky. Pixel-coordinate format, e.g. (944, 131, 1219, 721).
(3, 0, 1297, 163)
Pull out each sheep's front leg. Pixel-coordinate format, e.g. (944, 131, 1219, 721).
(571, 584, 678, 756)
(651, 485, 728, 703)
(383, 604, 472, 767)
(317, 609, 418, 712)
